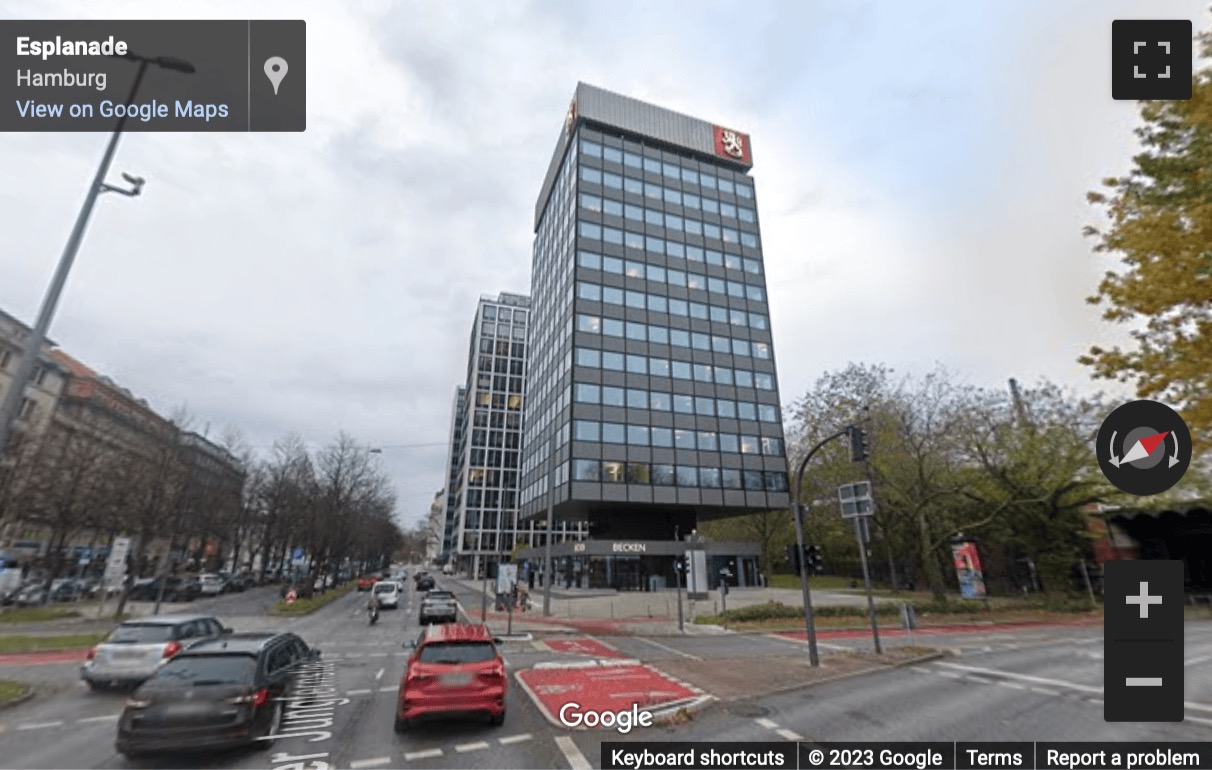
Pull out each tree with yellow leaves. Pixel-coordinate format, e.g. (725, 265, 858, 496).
(1082, 30, 1212, 445)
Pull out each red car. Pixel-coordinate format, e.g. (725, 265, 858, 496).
(395, 623, 507, 731)
(357, 576, 377, 591)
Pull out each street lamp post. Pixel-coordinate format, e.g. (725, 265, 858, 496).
(673, 526, 684, 634)
(0, 51, 195, 461)
(792, 426, 851, 668)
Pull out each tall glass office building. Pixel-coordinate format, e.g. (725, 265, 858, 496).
(519, 83, 791, 546)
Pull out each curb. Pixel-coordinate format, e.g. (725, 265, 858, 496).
(715, 650, 946, 705)
(0, 684, 35, 712)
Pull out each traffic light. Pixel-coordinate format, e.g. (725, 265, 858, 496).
(785, 544, 802, 575)
(805, 545, 825, 574)
(848, 425, 869, 463)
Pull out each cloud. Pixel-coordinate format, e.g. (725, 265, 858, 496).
(3, 0, 1206, 526)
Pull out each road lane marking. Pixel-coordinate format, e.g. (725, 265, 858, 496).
(777, 728, 803, 741)
(1187, 654, 1212, 666)
(633, 637, 703, 661)
(499, 733, 532, 745)
(933, 662, 1101, 695)
(17, 721, 63, 730)
(1029, 687, 1060, 696)
(755, 717, 779, 729)
(350, 759, 391, 769)
(374, 668, 385, 680)
(367, 653, 388, 658)
(998, 682, 1026, 691)
(555, 735, 591, 770)
(455, 741, 490, 752)
(379, 685, 398, 692)
(347, 689, 372, 695)
(967, 676, 994, 685)
(404, 748, 443, 760)
(77, 715, 118, 723)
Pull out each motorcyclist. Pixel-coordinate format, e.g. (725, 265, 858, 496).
(367, 593, 381, 623)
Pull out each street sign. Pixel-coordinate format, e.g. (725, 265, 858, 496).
(104, 537, 131, 583)
(292, 547, 304, 560)
(838, 481, 874, 519)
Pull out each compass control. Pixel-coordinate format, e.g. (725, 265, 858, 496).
(1096, 400, 1190, 496)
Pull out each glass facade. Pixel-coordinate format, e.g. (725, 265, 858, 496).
(444, 294, 544, 576)
(519, 85, 791, 528)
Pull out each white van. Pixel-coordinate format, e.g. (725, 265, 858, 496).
(0, 557, 22, 601)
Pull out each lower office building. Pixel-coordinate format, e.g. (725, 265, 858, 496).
(442, 292, 584, 579)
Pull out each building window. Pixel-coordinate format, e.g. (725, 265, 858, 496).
(627, 463, 651, 484)
(573, 459, 600, 481)
(676, 466, 698, 487)
(602, 462, 625, 483)
(653, 464, 675, 485)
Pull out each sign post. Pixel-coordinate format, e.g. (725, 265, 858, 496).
(839, 481, 881, 654)
(98, 536, 130, 619)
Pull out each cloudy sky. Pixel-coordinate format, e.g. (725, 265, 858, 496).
(4, 0, 1207, 527)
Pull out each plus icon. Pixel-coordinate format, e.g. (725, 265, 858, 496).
(1126, 581, 1163, 618)
(1111, 20, 1192, 100)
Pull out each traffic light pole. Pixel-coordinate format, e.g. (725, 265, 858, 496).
(792, 427, 850, 668)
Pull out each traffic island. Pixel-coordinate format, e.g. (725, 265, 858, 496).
(0, 679, 34, 710)
(270, 584, 355, 616)
(0, 632, 109, 655)
(652, 646, 943, 703)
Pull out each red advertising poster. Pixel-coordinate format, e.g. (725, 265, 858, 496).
(951, 539, 986, 599)
(713, 125, 752, 164)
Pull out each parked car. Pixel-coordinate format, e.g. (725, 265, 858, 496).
(418, 590, 458, 625)
(127, 576, 199, 603)
(395, 623, 506, 731)
(81, 615, 230, 690)
(372, 580, 401, 609)
(197, 573, 226, 596)
(11, 578, 80, 605)
(115, 631, 321, 758)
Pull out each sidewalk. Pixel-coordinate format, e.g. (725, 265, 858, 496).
(442, 573, 879, 633)
(445, 574, 874, 614)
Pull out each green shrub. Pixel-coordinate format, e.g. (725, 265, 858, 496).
(272, 583, 354, 616)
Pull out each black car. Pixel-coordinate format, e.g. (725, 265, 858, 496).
(115, 631, 321, 758)
(415, 573, 435, 591)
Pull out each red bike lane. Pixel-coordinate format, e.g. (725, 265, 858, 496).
(515, 659, 708, 729)
(0, 649, 87, 666)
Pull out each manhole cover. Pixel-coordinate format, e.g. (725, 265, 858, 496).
(726, 703, 770, 718)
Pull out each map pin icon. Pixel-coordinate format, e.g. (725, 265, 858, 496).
(264, 57, 288, 95)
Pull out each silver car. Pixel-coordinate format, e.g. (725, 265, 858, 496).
(81, 615, 230, 690)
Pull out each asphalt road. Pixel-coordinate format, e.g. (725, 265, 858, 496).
(579, 623, 1212, 763)
(2, 582, 1211, 769)
(0, 580, 598, 769)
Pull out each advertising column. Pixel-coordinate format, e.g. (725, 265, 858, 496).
(950, 537, 987, 599)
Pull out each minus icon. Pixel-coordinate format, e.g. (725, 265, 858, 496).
(1126, 677, 1164, 686)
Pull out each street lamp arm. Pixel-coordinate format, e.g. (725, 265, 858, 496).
(794, 427, 852, 497)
